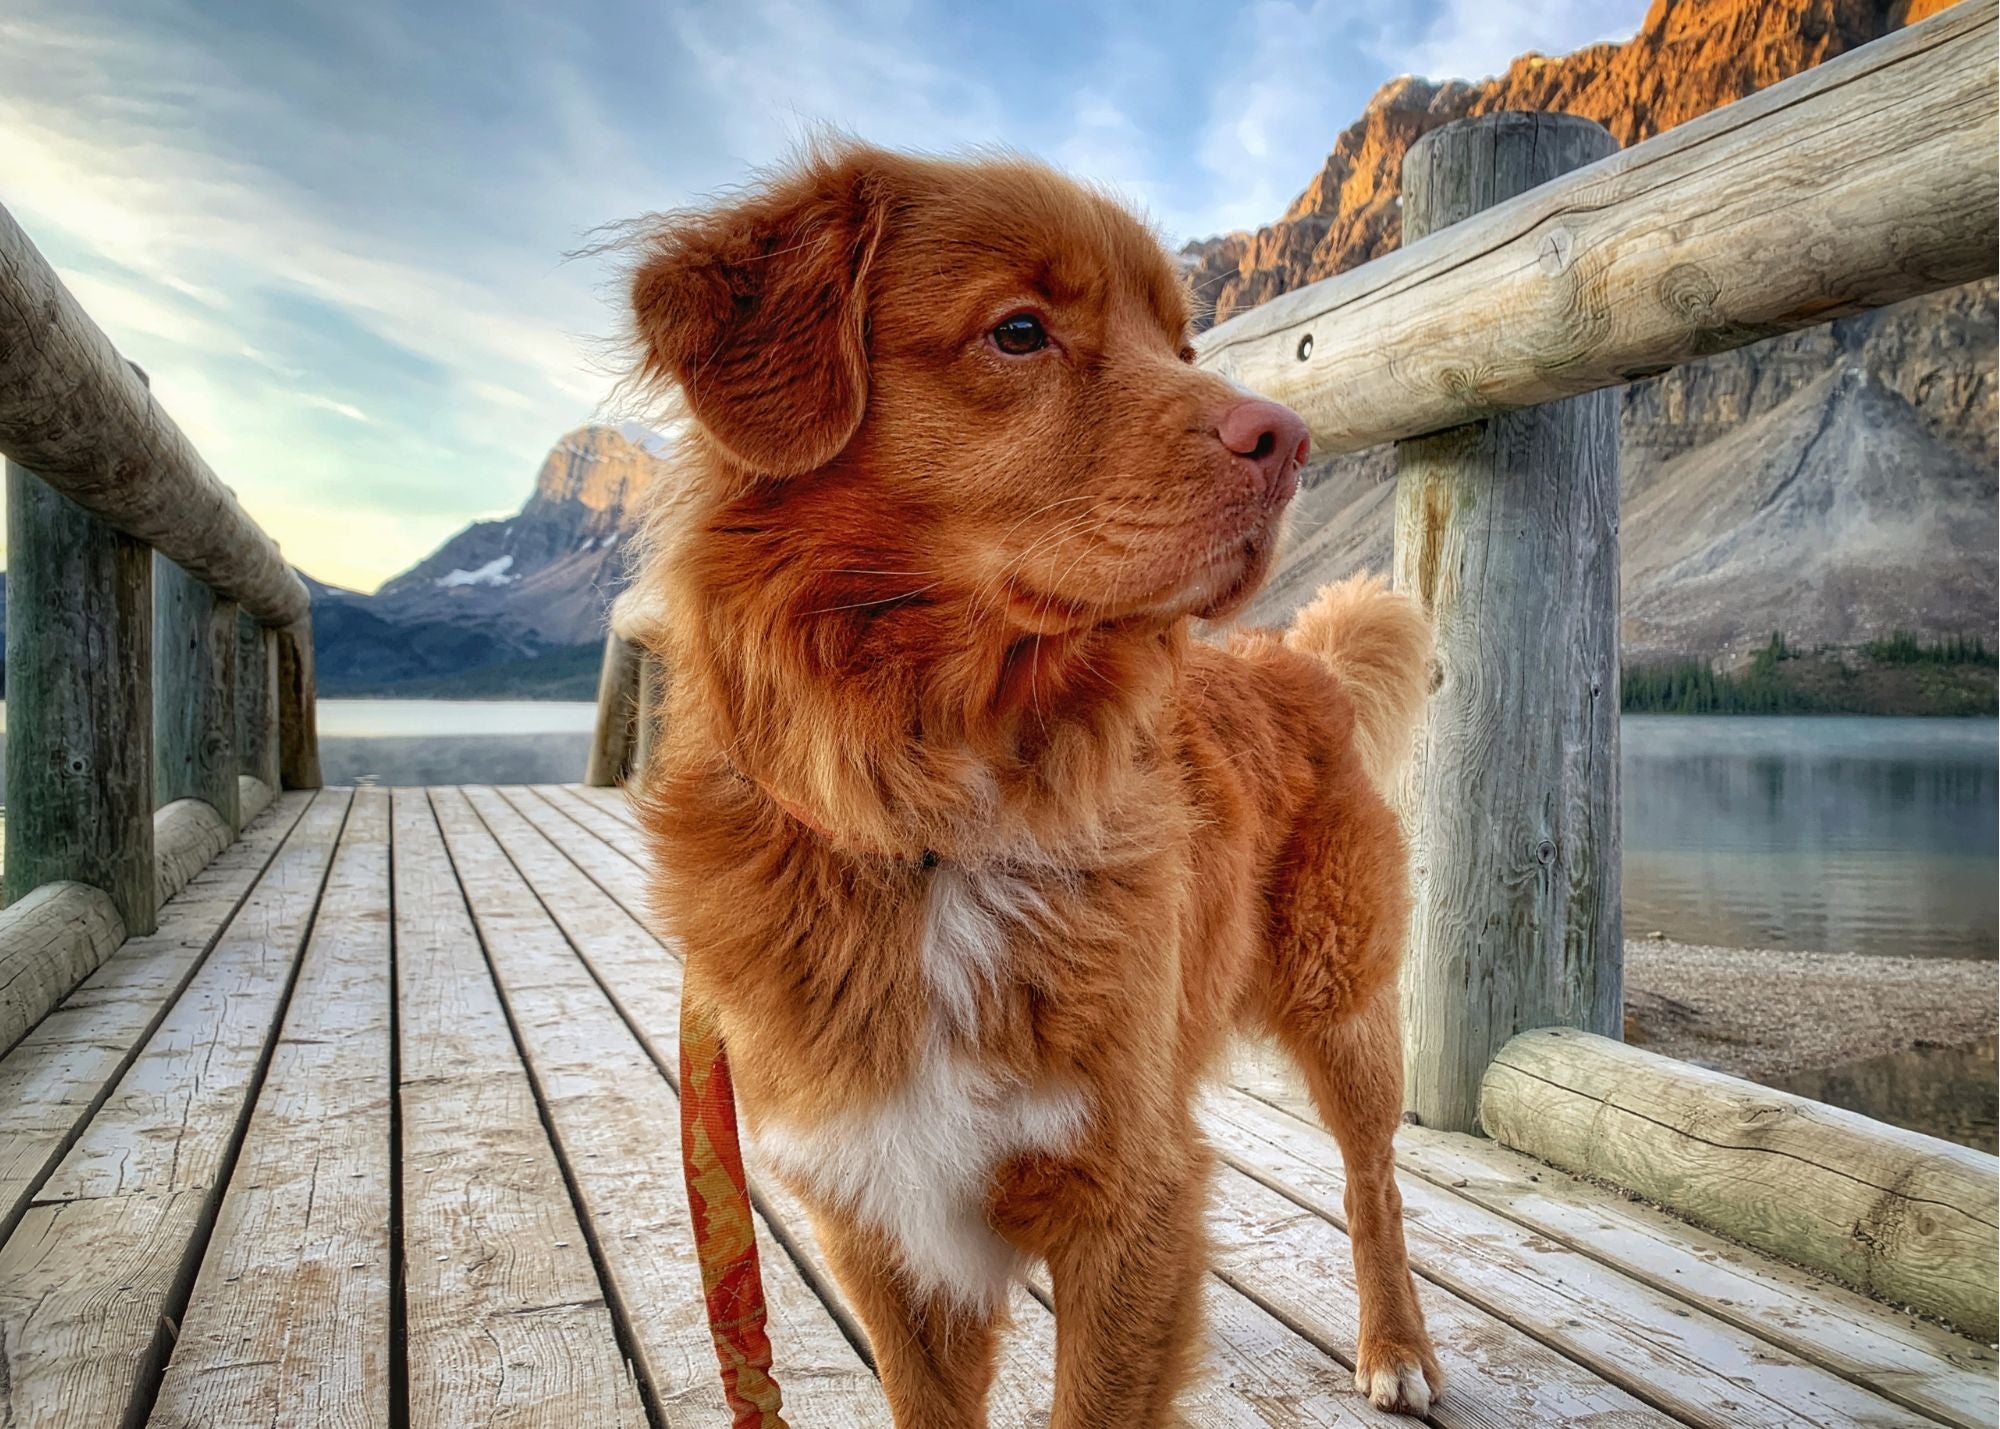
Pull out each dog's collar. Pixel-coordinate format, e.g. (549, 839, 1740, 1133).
(744, 771, 939, 868)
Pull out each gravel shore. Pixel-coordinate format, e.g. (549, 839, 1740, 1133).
(1623, 938, 1998, 1080)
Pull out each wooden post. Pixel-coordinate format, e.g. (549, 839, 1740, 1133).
(154, 554, 241, 830)
(631, 652, 665, 782)
(585, 633, 641, 786)
(3, 464, 156, 934)
(1393, 112, 1623, 1135)
(236, 611, 281, 791)
(276, 617, 323, 791)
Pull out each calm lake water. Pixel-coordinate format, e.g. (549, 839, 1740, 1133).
(3, 702, 1988, 961)
(1622, 716, 1996, 961)
(314, 699, 597, 787)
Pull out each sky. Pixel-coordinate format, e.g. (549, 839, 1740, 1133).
(1, 0, 1641, 593)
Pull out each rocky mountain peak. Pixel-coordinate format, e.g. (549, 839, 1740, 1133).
(370, 422, 672, 643)
(528, 423, 664, 525)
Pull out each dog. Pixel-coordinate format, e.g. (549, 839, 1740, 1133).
(622, 142, 1443, 1425)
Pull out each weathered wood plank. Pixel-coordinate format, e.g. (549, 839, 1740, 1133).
(148, 788, 391, 1429)
(276, 619, 322, 791)
(0, 794, 312, 1238)
(572, 782, 645, 832)
(1194, 0, 1999, 454)
(586, 634, 642, 788)
(1232, 1042, 1999, 1429)
(500, 787, 653, 924)
(236, 613, 282, 792)
(388, 787, 645, 1429)
(446, 785, 890, 1425)
(4, 460, 156, 935)
(1205, 1166, 1669, 1429)
(0, 792, 264, 1063)
(529, 782, 647, 845)
(0, 789, 348, 1429)
(155, 554, 241, 831)
(1483, 1028, 2000, 1341)
(1393, 1126, 2000, 1429)
(0, 204, 310, 624)
(1393, 112, 1623, 1135)
(1206, 1087, 1934, 1427)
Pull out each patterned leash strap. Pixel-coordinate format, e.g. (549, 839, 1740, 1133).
(680, 996, 789, 1428)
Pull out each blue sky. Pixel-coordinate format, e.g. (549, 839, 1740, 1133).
(1, 0, 1640, 591)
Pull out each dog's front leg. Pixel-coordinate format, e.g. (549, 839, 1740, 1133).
(1044, 1141, 1211, 1429)
(811, 1210, 1002, 1429)
(1275, 991, 1443, 1414)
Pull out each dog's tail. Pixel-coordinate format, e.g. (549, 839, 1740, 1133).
(1283, 574, 1432, 792)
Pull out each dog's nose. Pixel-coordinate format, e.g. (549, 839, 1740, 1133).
(1218, 397, 1310, 502)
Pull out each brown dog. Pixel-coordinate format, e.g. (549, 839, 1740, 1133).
(623, 142, 1443, 1425)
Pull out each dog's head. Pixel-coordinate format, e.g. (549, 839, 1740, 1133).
(625, 143, 1308, 852)
(630, 143, 1307, 632)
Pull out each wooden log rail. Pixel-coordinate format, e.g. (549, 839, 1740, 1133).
(1192, 0, 1998, 455)
(0, 203, 322, 1056)
(1482, 1029, 2000, 1340)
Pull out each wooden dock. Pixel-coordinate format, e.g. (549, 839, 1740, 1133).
(2, 6, 1997, 1423)
(2, 784, 1993, 1429)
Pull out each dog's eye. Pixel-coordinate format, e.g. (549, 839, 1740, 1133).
(990, 314, 1048, 356)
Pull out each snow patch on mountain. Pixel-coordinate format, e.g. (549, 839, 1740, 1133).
(435, 554, 517, 588)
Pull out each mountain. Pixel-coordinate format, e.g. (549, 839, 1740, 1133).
(1193, 0, 1994, 667)
(372, 422, 665, 645)
(309, 423, 670, 696)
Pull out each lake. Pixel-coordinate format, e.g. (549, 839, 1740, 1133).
(0, 705, 1990, 963)
(1623, 716, 1996, 961)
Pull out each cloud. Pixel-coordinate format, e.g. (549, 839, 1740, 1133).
(298, 395, 375, 424)
(1372, 0, 1640, 85)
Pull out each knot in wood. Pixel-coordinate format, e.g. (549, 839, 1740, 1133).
(1657, 263, 1720, 325)
(1534, 838, 1557, 867)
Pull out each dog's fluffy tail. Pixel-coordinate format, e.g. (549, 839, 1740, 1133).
(1283, 574, 1432, 791)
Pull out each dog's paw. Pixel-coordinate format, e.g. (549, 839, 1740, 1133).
(1353, 1347, 1442, 1416)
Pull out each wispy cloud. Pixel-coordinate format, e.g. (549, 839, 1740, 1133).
(1370, 0, 1639, 88)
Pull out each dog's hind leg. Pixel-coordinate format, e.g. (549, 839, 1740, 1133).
(811, 1211, 1002, 1429)
(1270, 991, 1443, 1415)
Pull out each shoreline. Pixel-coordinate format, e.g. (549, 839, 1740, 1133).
(1623, 938, 1997, 1082)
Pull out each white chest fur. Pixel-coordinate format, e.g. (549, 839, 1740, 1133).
(750, 863, 1087, 1312)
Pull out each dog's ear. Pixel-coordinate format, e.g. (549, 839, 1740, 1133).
(631, 154, 886, 477)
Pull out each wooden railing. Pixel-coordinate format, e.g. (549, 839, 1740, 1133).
(0, 202, 321, 1052)
(1194, 0, 1998, 1137)
(582, 0, 1998, 1330)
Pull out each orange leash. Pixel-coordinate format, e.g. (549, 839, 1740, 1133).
(680, 996, 789, 1427)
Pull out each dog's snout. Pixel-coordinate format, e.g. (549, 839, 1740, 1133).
(1217, 398, 1310, 502)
